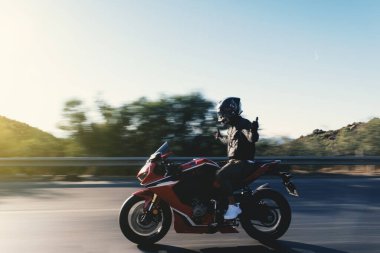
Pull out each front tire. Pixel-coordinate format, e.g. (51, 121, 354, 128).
(241, 189, 291, 241)
(119, 195, 172, 245)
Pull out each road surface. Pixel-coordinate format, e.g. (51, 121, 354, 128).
(0, 176, 379, 253)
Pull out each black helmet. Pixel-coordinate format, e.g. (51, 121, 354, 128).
(217, 97, 242, 124)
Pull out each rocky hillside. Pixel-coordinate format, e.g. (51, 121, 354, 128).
(0, 116, 64, 157)
(257, 118, 380, 156)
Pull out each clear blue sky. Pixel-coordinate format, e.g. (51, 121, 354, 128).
(0, 0, 379, 138)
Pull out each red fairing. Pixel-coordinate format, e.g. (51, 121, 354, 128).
(180, 158, 220, 171)
(173, 212, 209, 233)
(180, 160, 196, 170)
(150, 185, 192, 217)
(194, 158, 219, 166)
(138, 162, 164, 185)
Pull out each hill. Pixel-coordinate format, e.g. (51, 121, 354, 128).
(1, 113, 379, 158)
(257, 118, 380, 156)
(0, 116, 64, 157)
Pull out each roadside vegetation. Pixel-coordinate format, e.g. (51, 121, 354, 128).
(0, 93, 379, 177)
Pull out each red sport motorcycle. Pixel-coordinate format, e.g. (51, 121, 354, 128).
(119, 142, 298, 245)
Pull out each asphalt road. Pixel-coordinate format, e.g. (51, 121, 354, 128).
(0, 176, 379, 253)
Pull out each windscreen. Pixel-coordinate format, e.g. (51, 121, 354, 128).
(153, 142, 169, 156)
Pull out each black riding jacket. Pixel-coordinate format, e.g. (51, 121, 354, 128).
(218, 116, 259, 160)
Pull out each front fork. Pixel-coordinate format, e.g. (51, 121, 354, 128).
(147, 193, 158, 212)
(133, 190, 162, 223)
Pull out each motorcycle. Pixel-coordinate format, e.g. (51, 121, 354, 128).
(119, 142, 298, 245)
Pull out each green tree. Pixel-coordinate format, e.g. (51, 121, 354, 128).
(59, 93, 225, 157)
(58, 99, 89, 155)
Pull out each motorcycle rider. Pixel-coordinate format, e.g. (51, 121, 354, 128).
(215, 97, 259, 220)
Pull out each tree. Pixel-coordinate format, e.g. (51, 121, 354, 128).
(59, 99, 87, 134)
(59, 93, 225, 156)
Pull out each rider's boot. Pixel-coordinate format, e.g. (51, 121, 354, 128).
(224, 203, 241, 220)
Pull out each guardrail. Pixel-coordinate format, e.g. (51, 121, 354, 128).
(0, 156, 380, 167)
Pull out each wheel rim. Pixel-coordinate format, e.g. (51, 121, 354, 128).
(127, 201, 164, 236)
(250, 198, 281, 233)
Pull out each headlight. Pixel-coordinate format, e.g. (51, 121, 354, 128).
(137, 171, 148, 182)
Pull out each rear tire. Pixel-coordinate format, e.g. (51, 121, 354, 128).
(119, 195, 172, 245)
(241, 189, 291, 241)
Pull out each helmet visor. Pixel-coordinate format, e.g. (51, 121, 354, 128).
(217, 111, 230, 124)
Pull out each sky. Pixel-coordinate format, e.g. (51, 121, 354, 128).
(0, 0, 379, 138)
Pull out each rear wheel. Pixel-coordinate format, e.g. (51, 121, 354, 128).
(119, 195, 172, 245)
(241, 189, 291, 241)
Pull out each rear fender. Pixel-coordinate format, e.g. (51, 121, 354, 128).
(240, 184, 274, 219)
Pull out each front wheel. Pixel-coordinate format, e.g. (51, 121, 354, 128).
(241, 188, 291, 242)
(119, 195, 172, 245)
